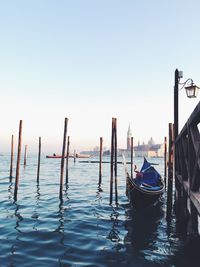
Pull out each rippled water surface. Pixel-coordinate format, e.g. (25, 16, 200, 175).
(0, 155, 199, 266)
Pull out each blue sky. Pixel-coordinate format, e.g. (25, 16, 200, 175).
(0, 0, 200, 153)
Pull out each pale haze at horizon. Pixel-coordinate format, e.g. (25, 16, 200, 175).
(0, 1, 200, 154)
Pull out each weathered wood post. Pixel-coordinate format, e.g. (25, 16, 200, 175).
(131, 137, 134, 178)
(59, 118, 68, 199)
(10, 134, 14, 180)
(66, 136, 70, 184)
(14, 120, 23, 201)
(24, 145, 27, 166)
(99, 137, 103, 185)
(164, 136, 167, 189)
(109, 118, 118, 205)
(114, 118, 118, 205)
(166, 123, 174, 220)
(109, 118, 115, 205)
(37, 137, 41, 183)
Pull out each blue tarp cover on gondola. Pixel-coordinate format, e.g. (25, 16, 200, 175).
(136, 158, 161, 187)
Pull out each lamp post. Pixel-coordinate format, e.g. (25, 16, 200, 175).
(174, 68, 199, 174)
(173, 69, 199, 218)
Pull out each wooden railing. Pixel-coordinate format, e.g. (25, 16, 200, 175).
(175, 101, 200, 236)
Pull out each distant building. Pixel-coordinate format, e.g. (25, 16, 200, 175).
(134, 144, 149, 157)
(134, 137, 164, 158)
(81, 127, 165, 158)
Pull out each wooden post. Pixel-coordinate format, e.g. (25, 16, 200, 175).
(110, 118, 115, 205)
(164, 136, 167, 189)
(174, 69, 179, 175)
(66, 136, 70, 184)
(99, 137, 103, 185)
(60, 118, 68, 199)
(10, 134, 14, 180)
(114, 118, 118, 205)
(166, 123, 174, 220)
(37, 137, 41, 183)
(24, 144, 27, 166)
(131, 137, 133, 178)
(14, 120, 23, 201)
(74, 150, 76, 163)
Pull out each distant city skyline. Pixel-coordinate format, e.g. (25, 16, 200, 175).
(0, 1, 200, 153)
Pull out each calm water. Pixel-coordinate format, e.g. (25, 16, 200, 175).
(0, 155, 199, 267)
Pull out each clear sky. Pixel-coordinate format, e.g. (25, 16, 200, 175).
(0, 0, 200, 153)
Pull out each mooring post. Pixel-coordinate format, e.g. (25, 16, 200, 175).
(109, 118, 115, 205)
(164, 136, 167, 190)
(60, 118, 68, 199)
(99, 137, 103, 185)
(114, 118, 118, 205)
(66, 136, 70, 184)
(24, 144, 27, 166)
(166, 123, 174, 220)
(37, 137, 41, 183)
(10, 134, 14, 180)
(131, 137, 133, 179)
(14, 120, 23, 201)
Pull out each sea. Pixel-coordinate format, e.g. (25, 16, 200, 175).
(0, 154, 199, 267)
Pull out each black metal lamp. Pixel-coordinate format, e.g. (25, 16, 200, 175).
(184, 81, 199, 98)
(179, 77, 199, 98)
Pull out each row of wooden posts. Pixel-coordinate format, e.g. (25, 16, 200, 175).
(9, 117, 119, 203)
(11, 119, 70, 201)
(9, 117, 172, 209)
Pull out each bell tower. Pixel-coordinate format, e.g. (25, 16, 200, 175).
(127, 124, 132, 150)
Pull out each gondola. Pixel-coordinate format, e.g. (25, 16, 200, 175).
(126, 157, 164, 208)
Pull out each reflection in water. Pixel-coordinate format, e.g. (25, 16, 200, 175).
(97, 184, 103, 193)
(56, 184, 70, 242)
(9, 203, 23, 265)
(124, 202, 164, 252)
(96, 185, 103, 205)
(106, 207, 125, 254)
(2, 155, 200, 266)
(56, 187, 70, 265)
(8, 182, 14, 201)
(57, 200, 65, 235)
(57, 200, 65, 266)
(64, 183, 69, 198)
(32, 184, 41, 230)
(14, 203, 23, 234)
(107, 209, 121, 244)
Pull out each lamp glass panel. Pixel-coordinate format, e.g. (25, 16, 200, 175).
(185, 85, 199, 98)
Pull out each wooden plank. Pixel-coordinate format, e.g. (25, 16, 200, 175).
(176, 101, 200, 143)
(189, 126, 200, 191)
(177, 174, 200, 215)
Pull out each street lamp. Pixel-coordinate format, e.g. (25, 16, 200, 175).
(172, 69, 199, 217)
(174, 68, 199, 174)
(184, 80, 199, 98)
(174, 69, 199, 141)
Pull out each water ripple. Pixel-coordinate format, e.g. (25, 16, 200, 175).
(0, 155, 198, 266)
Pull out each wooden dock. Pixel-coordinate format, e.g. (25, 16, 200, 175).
(174, 101, 200, 237)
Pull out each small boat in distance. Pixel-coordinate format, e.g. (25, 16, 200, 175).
(46, 153, 91, 159)
(126, 157, 164, 208)
(46, 154, 64, 158)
